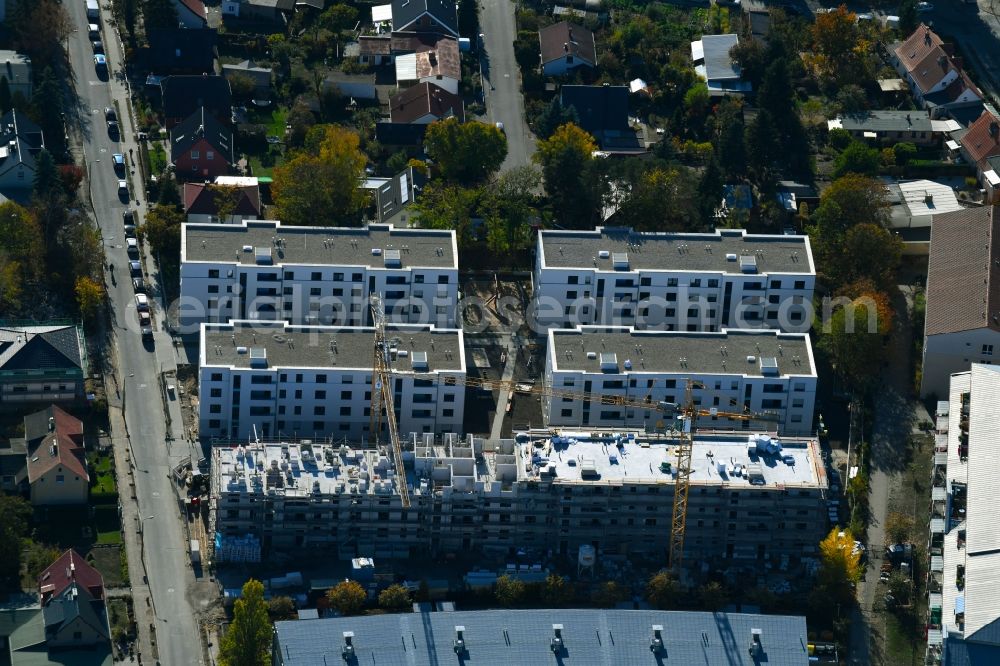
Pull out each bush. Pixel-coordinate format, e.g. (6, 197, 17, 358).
(893, 142, 917, 166)
(828, 128, 852, 150)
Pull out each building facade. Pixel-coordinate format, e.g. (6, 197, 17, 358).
(198, 320, 466, 441)
(213, 429, 828, 564)
(180, 221, 459, 328)
(542, 326, 817, 436)
(0, 324, 87, 405)
(533, 227, 815, 332)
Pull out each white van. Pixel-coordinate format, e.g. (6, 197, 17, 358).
(86, 0, 99, 20)
(88, 24, 100, 40)
(134, 293, 149, 312)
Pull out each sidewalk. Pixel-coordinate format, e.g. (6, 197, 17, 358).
(107, 395, 158, 664)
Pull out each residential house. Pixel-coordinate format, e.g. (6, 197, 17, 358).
(0, 323, 87, 404)
(390, 0, 458, 37)
(38, 550, 111, 648)
(237, 0, 296, 22)
(927, 364, 1000, 662)
(24, 405, 88, 506)
(160, 75, 232, 129)
(959, 108, 1000, 203)
(544, 326, 816, 435)
(0, 604, 111, 665)
(0, 50, 32, 100)
(775, 181, 818, 215)
(395, 37, 460, 95)
(272, 610, 809, 665)
(691, 34, 751, 96)
(198, 320, 466, 440)
(827, 109, 954, 146)
(324, 72, 379, 102)
(532, 226, 815, 332)
(921, 205, 1000, 397)
(183, 178, 261, 223)
(222, 59, 272, 100)
(892, 25, 983, 116)
(0, 109, 44, 200)
(179, 220, 459, 327)
(376, 166, 426, 225)
(538, 22, 596, 77)
(885, 178, 965, 255)
(746, 9, 770, 44)
(359, 31, 453, 67)
(389, 82, 463, 124)
(560, 85, 642, 153)
(172, 0, 208, 27)
(147, 28, 217, 75)
(170, 107, 234, 180)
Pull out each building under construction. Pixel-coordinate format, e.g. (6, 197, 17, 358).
(211, 429, 829, 566)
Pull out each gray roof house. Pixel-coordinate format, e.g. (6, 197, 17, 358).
(0, 51, 31, 100)
(391, 0, 458, 37)
(273, 608, 810, 665)
(0, 109, 44, 200)
(691, 33, 751, 95)
(0, 323, 87, 405)
(222, 59, 272, 100)
(376, 165, 427, 225)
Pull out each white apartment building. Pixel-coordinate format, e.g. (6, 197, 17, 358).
(212, 429, 828, 563)
(533, 227, 815, 332)
(180, 221, 459, 329)
(198, 320, 466, 441)
(543, 326, 817, 436)
(926, 364, 1000, 663)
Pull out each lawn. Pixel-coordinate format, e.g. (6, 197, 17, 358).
(107, 597, 135, 642)
(250, 105, 289, 138)
(149, 142, 167, 175)
(89, 451, 117, 497)
(88, 545, 126, 587)
(93, 505, 122, 545)
(248, 150, 285, 178)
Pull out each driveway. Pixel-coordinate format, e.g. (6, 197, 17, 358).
(479, 0, 535, 170)
(65, 3, 206, 665)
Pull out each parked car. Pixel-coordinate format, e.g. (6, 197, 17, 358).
(93, 53, 106, 69)
(126, 237, 139, 256)
(135, 293, 149, 312)
(123, 209, 134, 225)
(918, 1, 934, 11)
(91, 41, 104, 54)
(118, 179, 128, 199)
(129, 260, 142, 278)
(88, 24, 100, 39)
(132, 277, 145, 293)
(124, 224, 136, 238)
(139, 311, 153, 339)
(112, 153, 125, 174)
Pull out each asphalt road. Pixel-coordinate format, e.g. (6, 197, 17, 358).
(479, 0, 535, 170)
(64, 3, 205, 665)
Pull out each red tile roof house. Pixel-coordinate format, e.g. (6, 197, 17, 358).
(23, 405, 88, 506)
(892, 25, 982, 115)
(37, 550, 111, 649)
(960, 108, 1000, 203)
(172, 0, 208, 28)
(170, 107, 234, 180)
(183, 179, 262, 223)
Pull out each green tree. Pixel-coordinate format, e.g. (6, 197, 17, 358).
(227, 73, 257, 103)
(458, 0, 479, 38)
(273, 125, 368, 226)
(810, 6, 869, 85)
(424, 119, 507, 185)
(698, 159, 724, 221)
(683, 82, 710, 117)
(899, 0, 919, 35)
(206, 184, 242, 222)
(812, 174, 890, 235)
(591, 581, 627, 608)
(138, 205, 184, 260)
(412, 182, 481, 249)
(534, 123, 599, 227)
(885, 511, 914, 544)
(319, 4, 359, 34)
(378, 584, 411, 611)
(219, 579, 271, 666)
(482, 166, 539, 260)
(267, 596, 296, 621)
(745, 108, 779, 176)
(756, 59, 811, 178)
(645, 571, 679, 609)
(495, 575, 526, 607)
(0, 77, 11, 115)
(698, 581, 728, 611)
(75, 276, 104, 322)
(31, 68, 66, 160)
(0, 201, 43, 284)
(143, 0, 178, 31)
(8, 0, 72, 68)
(893, 142, 917, 166)
(32, 149, 61, 201)
(0, 496, 30, 591)
(835, 223, 903, 289)
(713, 100, 746, 178)
(833, 141, 881, 178)
(535, 97, 579, 140)
(327, 580, 367, 616)
(541, 574, 573, 606)
(616, 165, 701, 231)
(818, 293, 890, 389)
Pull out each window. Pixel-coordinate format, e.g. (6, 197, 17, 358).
(438, 275, 450, 284)
(316, 374, 327, 383)
(311, 271, 322, 280)
(310, 287, 321, 296)
(794, 280, 806, 289)
(315, 390, 327, 399)
(443, 393, 455, 402)
(568, 275, 579, 284)
(333, 272, 344, 281)
(691, 279, 701, 287)
(770, 280, 782, 289)
(294, 389, 302, 399)
(206, 150, 214, 160)
(708, 279, 719, 288)
(667, 278, 678, 287)
(210, 388, 222, 398)
(340, 406, 351, 416)
(443, 409, 454, 417)
(352, 273, 363, 282)
(983, 344, 994, 356)
(414, 274, 425, 283)
(314, 406, 326, 416)
(208, 269, 220, 278)
(191, 150, 200, 159)
(566, 290, 577, 299)
(561, 408, 573, 417)
(209, 404, 221, 413)
(640, 276, 651, 286)
(210, 373, 223, 381)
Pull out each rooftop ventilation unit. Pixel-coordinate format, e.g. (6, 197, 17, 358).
(612, 252, 629, 270)
(650, 625, 664, 654)
(255, 247, 273, 265)
(599, 352, 618, 371)
(371, 248, 383, 255)
(453, 626, 467, 655)
(249, 347, 267, 368)
(550, 624, 564, 652)
(411, 351, 429, 370)
(759, 356, 778, 376)
(342, 631, 355, 660)
(598, 250, 611, 259)
(242, 245, 253, 252)
(586, 351, 597, 359)
(748, 628, 763, 658)
(726, 253, 737, 261)
(739, 255, 757, 273)
(384, 249, 402, 268)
